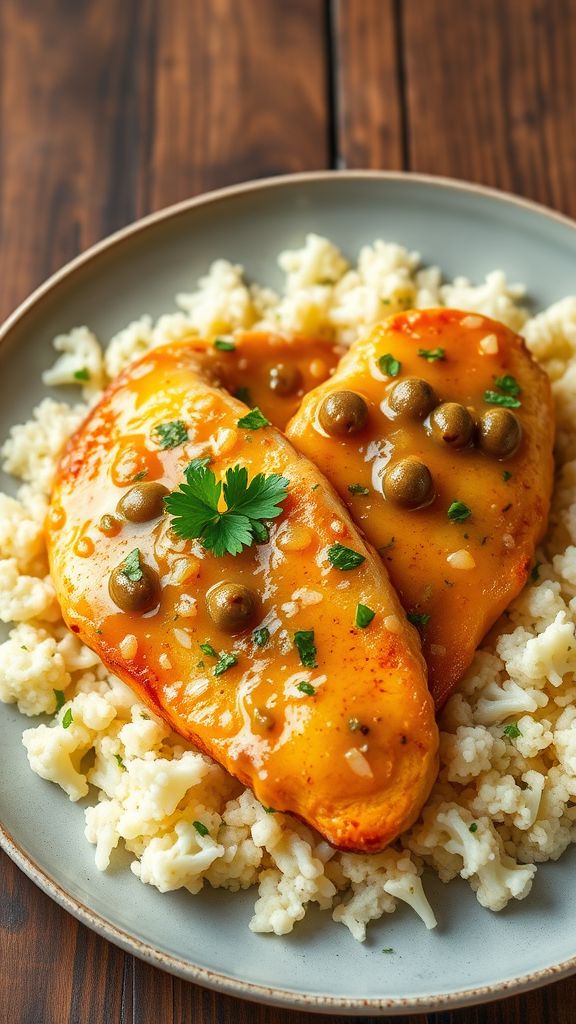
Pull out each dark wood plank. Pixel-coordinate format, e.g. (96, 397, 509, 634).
(402, 0, 576, 217)
(0, 1, 330, 1023)
(332, 0, 404, 170)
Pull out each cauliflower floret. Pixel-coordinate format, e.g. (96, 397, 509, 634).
(1, 398, 86, 494)
(0, 492, 47, 574)
(553, 705, 576, 773)
(440, 270, 528, 331)
(459, 649, 504, 698)
(0, 559, 60, 623)
(0, 623, 70, 715)
(55, 631, 101, 673)
(104, 316, 154, 379)
(278, 233, 349, 292)
(498, 613, 576, 687)
(42, 326, 105, 398)
(474, 678, 543, 725)
(440, 725, 502, 783)
(176, 261, 258, 337)
(471, 769, 545, 830)
(333, 850, 436, 941)
(132, 813, 225, 894)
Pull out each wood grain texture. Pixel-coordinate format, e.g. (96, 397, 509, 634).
(401, 0, 576, 217)
(332, 0, 404, 170)
(3, 0, 576, 1021)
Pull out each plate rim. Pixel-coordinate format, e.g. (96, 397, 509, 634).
(2, 168, 576, 1014)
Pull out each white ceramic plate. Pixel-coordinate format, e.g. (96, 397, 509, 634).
(1, 172, 576, 1014)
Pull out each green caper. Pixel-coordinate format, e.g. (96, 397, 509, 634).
(109, 561, 160, 613)
(268, 363, 302, 397)
(253, 707, 275, 731)
(98, 513, 121, 536)
(388, 378, 438, 420)
(383, 458, 435, 509)
(207, 582, 258, 634)
(478, 409, 522, 459)
(430, 402, 474, 449)
(117, 482, 169, 523)
(318, 391, 368, 436)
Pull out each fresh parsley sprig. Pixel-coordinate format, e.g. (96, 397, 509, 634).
(165, 462, 289, 557)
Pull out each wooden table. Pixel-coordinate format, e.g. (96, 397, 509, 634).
(1, 1, 576, 1020)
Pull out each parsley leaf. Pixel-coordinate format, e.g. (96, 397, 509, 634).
(62, 707, 73, 729)
(348, 483, 370, 496)
(234, 386, 252, 405)
(418, 347, 445, 362)
(503, 723, 522, 740)
(53, 689, 65, 713)
(503, 470, 512, 482)
(494, 374, 521, 397)
(114, 753, 126, 770)
(447, 501, 472, 522)
(154, 419, 188, 449)
(382, 947, 395, 955)
(407, 611, 430, 628)
(253, 626, 270, 647)
(199, 642, 218, 658)
(73, 367, 91, 381)
(355, 603, 375, 628)
(327, 543, 366, 571)
(531, 562, 542, 582)
(132, 470, 147, 482)
(213, 652, 238, 676)
(263, 806, 277, 814)
(469, 822, 478, 833)
(294, 630, 317, 668)
(297, 680, 316, 696)
(378, 353, 401, 377)
(484, 390, 521, 409)
(237, 407, 270, 430)
(193, 820, 209, 836)
(213, 337, 236, 351)
(165, 462, 288, 557)
(120, 548, 144, 582)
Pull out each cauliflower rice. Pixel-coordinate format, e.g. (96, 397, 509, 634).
(1, 233, 576, 941)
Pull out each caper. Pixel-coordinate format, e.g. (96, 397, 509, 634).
(109, 561, 160, 613)
(318, 391, 368, 436)
(117, 482, 169, 523)
(383, 458, 435, 509)
(253, 707, 275, 731)
(268, 363, 302, 397)
(388, 378, 438, 420)
(430, 402, 474, 449)
(98, 513, 121, 536)
(207, 582, 258, 634)
(478, 409, 522, 459)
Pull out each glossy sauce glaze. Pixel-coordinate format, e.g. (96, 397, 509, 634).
(286, 310, 555, 707)
(46, 335, 438, 852)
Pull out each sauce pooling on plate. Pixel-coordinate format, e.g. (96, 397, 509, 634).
(287, 309, 555, 707)
(46, 334, 438, 854)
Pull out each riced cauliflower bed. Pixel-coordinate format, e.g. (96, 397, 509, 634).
(2, 234, 576, 940)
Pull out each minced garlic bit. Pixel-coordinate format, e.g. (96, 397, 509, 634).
(330, 520, 346, 536)
(173, 627, 193, 649)
(211, 426, 238, 456)
(384, 614, 403, 634)
(175, 594, 198, 618)
(167, 556, 200, 585)
(292, 587, 323, 607)
(430, 643, 447, 657)
(119, 634, 138, 660)
(277, 524, 313, 552)
(158, 652, 172, 670)
(479, 333, 499, 355)
(461, 314, 484, 329)
(344, 747, 374, 779)
(503, 533, 516, 549)
(447, 549, 476, 570)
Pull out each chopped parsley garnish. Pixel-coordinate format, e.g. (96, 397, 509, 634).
(494, 374, 521, 397)
(165, 462, 288, 557)
(114, 754, 126, 771)
(73, 367, 91, 381)
(378, 353, 401, 377)
(53, 689, 65, 713)
(213, 337, 236, 352)
(213, 652, 238, 676)
(418, 347, 445, 362)
(199, 642, 218, 658)
(233, 386, 252, 405)
(120, 548, 144, 582)
(447, 501, 472, 522)
(327, 543, 366, 571)
(294, 630, 317, 668)
(355, 603, 375, 628)
(483, 390, 521, 409)
(193, 820, 209, 837)
(407, 611, 430, 628)
(253, 626, 270, 647)
(132, 470, 148, 482)
(503, 470, 512, 482)
(297, 680, 316, 696)
(469, 822, 478, 833)
(382, 947, 395, 954)
(237, 407, 270, 430)
(348, 483, 370, 496)
(503, 723, 522, 740)
(531, 562, 542, 582)
(263, 806, 277, 814)
(62, 707, 73, 729)
(154, 419, 188, 449)
(348, 718, 361, 732)
(311, 483, 320, 491)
